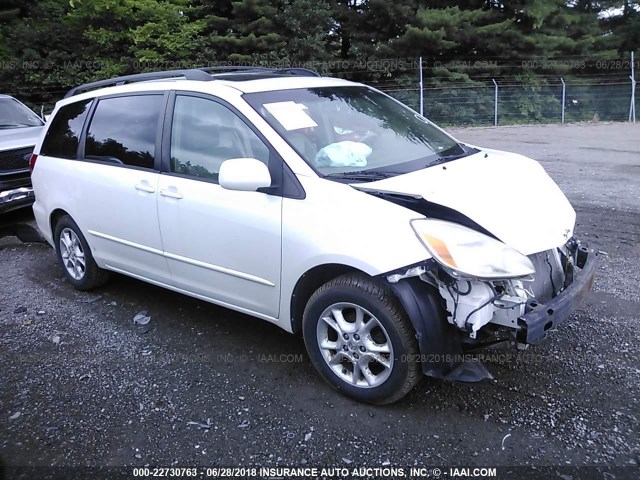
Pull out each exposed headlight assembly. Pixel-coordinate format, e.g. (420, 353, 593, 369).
(411, 219, 535, 279)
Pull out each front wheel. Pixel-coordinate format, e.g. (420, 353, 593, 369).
(302, 273, 421, 404)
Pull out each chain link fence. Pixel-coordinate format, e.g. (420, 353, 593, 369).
(331, 54, 638, 127)
(376, 81, 635, 127)
(3, 55, 637, 127)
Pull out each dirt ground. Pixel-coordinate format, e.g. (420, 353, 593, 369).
(1, 122, 638, 478)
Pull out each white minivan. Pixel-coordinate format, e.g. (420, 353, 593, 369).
(30, 68, 598, 404)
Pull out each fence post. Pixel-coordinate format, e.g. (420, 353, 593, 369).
(492, 79, 498, 126)
(560, 77, 566, 124)
(630, 52, 636, 123)
(419, 56, 424, 116)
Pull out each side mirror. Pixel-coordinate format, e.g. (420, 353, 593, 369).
(219, 158, 271, 192)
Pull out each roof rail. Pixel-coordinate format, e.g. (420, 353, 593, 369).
(63, 68, 214, 98)
(64, 66, 321, 98)
(275, 68, 321, 77)
(200, 66, 272, 74)
(201, 66, 320, 77)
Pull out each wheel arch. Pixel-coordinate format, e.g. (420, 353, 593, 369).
(50, 208, 71, 238)
(384, 277, 491, 382)
(290, 263, 367, 334)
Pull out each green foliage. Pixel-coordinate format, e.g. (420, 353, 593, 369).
(0, 1, 87, 106)
(0, 0, 636, 122)
(66, 0, 204, 73)
(226, 0, 286, 62)
(279, 0, 332, 64)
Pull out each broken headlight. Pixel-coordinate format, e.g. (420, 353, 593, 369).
(411, 219, 535, 279)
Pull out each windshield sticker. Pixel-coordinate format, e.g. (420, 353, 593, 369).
(264, 101, 318, 131)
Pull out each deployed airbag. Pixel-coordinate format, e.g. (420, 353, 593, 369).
(315, 141, 372, 167)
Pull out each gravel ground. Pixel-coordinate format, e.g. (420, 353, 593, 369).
(1, 122, 638, 477)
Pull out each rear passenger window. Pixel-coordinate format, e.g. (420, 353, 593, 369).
(40, 99, 92, 159)
(85, 95, 162, 169)
(170, 95, 270, 181)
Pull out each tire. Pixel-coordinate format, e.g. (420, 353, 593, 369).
(53, 215, 109, 290)
(302, 273, 421, 405)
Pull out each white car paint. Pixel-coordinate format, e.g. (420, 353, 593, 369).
(156, 173, 282, 318)
(355, 149, 576, 256)
(34, 156, 172, 282)
(31, 74, 577, 337)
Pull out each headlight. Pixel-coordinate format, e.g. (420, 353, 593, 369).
(411, 219, 535, 279)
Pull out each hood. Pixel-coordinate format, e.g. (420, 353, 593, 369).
(354, 149, 576, 255)
(0, 126, 43, 151)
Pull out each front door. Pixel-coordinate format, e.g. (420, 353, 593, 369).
(157, 94, 282, 318)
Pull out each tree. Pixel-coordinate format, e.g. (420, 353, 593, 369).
(279, 0, 333, 65)
(66, 0, 204, 75)
(0, 0, 86, 107)
(0, 0, 636, 118)
(228, 0, 286, 62)
(600, 1, 640, 53)
(187, 0, 235, 64)
(188, 0, 287, 64)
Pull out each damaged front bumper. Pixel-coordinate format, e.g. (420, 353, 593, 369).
(431, 239, 599, 346)
(384, 239, 599, 382)
(517, 245, 598, 344)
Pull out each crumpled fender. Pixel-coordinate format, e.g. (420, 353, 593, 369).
(385, 276, 493, 382)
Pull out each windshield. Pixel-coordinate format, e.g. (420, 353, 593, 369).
(244, 86, 471, 180)
(0, 97, 44, 128)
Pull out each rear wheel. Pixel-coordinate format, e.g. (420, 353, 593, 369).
(54, 215, 109, 290)
(303, 273, 420, 404)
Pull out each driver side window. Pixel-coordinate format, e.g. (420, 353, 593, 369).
(170, 95, 270, 182)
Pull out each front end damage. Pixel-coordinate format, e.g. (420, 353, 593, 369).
(356, 151, 599, 382)
(384, 239, 599, 382)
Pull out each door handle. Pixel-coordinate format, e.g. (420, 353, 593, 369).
(135, 182, 155, 193)
(160, 189, 183, 199)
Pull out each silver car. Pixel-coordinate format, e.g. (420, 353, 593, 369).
(0, 94, 44, 213)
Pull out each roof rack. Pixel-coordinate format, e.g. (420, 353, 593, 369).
(64, 66, 320, 98)
(201, 66, 320, 77)
(64, 69, 213, 98)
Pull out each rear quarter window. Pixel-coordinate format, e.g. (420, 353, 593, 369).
(84, 95, 163, 169)
(40, 99, 93, 159)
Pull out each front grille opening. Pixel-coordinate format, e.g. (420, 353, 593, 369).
(0, 147, 34, 172)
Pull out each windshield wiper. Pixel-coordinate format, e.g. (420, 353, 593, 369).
(324, 170, 401, 182)
(427, 153, 469, 167)
(427, 145, 478, 167)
